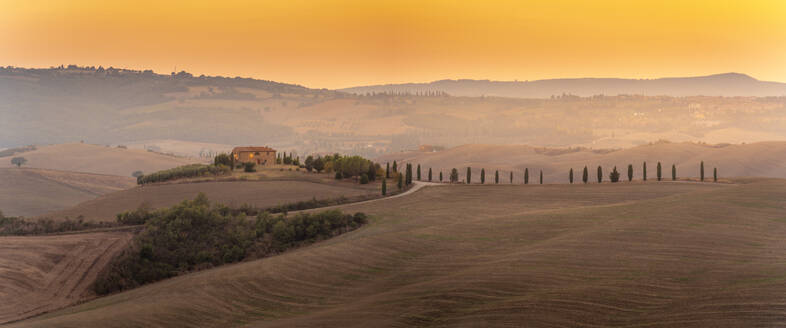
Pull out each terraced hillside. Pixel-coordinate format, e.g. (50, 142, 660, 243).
(13, 180, 786, 327)
(0, 231, 133, 324)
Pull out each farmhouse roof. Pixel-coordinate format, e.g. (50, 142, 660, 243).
(232, 146, 276, 153)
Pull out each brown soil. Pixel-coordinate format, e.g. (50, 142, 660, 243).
(12, 180, 786, 327)
(0, 231, 133, 324)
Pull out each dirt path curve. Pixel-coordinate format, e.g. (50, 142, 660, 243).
(292, 181, 444, 214)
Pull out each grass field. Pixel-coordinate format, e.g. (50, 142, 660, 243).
(0, 231, 133, 324)
(0, 168, 135, 217)
(10, 179, 786, 327)
(43, 178, 380, 222)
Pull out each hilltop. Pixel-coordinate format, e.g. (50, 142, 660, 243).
(340, 73, 786, 98)
(0, 143, 199, 177)
(375, 141, 786, 183)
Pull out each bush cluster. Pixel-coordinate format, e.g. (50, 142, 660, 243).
(94, 194, 367, 295)
(0, 213, 116, 235)
(136, 164, 231, 185)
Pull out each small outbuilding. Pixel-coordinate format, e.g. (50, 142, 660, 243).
(231, 146, 276, 166)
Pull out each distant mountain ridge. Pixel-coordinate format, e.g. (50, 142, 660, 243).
(339, 73, 786, 98)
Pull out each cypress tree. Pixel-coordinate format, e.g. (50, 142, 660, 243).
(466, 167, 472, 184)
(539, 170, 543, 184)
(368, 163, 377, 181)
(643, 162, 647, 181)
(405, 164, 412, 185)
(480, 168, 486, 184)
(713, 167, 717, 182)
(524, 168, 529, 184)
(582, 166, 588, 184)
(386, 162, 390, 178)
(700, 161, 705, 182)
(597, 166, 603, 183)
(417, 164, 421, 181)
(397, 173, 403, 190)
(509, 171, 513, 184)
(451, 168, 459, 183)
(440, 171, 443, 182)
(382, 178, 387, 195)
(428, 167, 432, 182)
(627, 164, 633, 182)
(657, 162, 662, 181)
(392, 161, 398, 173)
(495, 170, 499, 184)
(672, 164, 676, 181)
(569, 168, 574, 184)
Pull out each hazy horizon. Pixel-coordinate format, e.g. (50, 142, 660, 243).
(3, 1, 786, 89)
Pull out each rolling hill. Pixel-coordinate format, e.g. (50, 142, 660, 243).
(9, 179, 786, 327)
(375, 141, 786, 183)
(0, 143, 199, 177)
(3, 66, 786, 155)
(0, 168, 135, 217)
(340, 72, 786, 98)
(42, 177, 381, 222)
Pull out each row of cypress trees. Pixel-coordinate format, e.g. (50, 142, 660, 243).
(380, 161, 719, 195)
(569, 161, 718, 183)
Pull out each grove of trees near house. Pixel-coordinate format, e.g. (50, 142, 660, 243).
(137, 164, 231, 185)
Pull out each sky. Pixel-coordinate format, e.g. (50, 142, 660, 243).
(1, 0, 785, 89)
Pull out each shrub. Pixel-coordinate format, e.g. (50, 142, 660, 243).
(137, 164, 231, 185)
(244, 162, 256, 172)
(116, 203, 155, 225)
(609, 166, 620, 182)
(360, 173, 369, 184)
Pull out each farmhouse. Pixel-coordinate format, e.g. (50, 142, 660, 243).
(231, 146, 276, 166)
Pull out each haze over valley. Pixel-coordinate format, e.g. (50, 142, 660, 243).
(3, 1, 786, 327)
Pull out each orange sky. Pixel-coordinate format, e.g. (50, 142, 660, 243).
(1, 0, 785, 88)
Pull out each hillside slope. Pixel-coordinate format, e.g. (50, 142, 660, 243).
(0, 231, 133, 324)
(43, 179, 380, 222)
(12, 180, 786, 327)
(0, 143, 199, 177)
(376, 141, 786, 183)
(0, 168, 135, 217)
